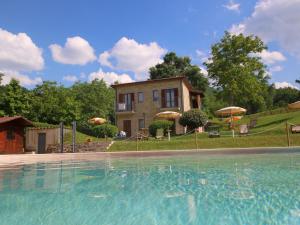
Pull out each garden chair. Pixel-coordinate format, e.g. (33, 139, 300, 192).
(239, 124, 249, 135)
(291, 125, 300, 133)
(155, 129, 164, 140)
(248, 118, 257, 128)
(207, 126, 220, 138)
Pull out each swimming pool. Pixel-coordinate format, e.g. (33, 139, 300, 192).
(0, 152, 300, 225)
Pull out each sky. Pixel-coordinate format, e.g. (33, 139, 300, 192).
(0, 0, 300, 89)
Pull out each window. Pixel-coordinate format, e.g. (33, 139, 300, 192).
(162, 88, 178, 108)
(6, 127, 15, 140)
(138, 119, 145, 130)
(118, 93, 134, 111)
(138, 92, 144, 103)
(153, 90, 159, 101)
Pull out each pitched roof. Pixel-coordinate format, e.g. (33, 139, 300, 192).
(111, 76, 204, 96)
(0, 116, 33, 126)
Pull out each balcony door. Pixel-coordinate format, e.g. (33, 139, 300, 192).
(119, 93, 134, 111)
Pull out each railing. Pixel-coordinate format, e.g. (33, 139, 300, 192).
(117, 102, 135, 112)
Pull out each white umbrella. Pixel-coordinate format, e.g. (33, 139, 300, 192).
(155, 111, 181, 119)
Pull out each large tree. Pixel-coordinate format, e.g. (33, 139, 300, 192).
(205, 32, 270, 113)
(296, 78, 300, 84)
(149, 52, 208, 91)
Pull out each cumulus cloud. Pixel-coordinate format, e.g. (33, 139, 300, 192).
(88, 68, 134, 85)
(269, 65, 283, 73)
(229, 0, 300, 58)
(223, 0, 240, 12)
(1, 70, 42, 86)
(258, 50, 286, 64)
(274, 81, 299, 90)
(0, 28, 44, 86)
(63, 75, 78, 82)
(49, 36, 96, 65)
(98, 37, 166, 80)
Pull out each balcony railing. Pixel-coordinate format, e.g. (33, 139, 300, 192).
(117, 102, 135, 112)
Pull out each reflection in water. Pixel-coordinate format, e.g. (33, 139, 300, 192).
(0, 153, 299, 225)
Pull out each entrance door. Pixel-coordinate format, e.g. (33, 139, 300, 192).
(123, 120, 131, 137)
(37, 133, 46, 154)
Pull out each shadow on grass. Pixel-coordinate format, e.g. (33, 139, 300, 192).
(254, 118, 292, 129)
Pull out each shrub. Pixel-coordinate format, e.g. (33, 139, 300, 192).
(179, 109, 208, 130)
(92, 124, 118, 138)
(149, 120, 174, 137)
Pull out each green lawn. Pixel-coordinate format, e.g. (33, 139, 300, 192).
(64, 131, 110, 144)
(109, 109, 300, 151)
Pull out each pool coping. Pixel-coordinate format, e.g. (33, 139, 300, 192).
(0, 146, 299, 167)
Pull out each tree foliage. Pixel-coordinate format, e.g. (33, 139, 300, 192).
(272, 87, 300, 107)
(92, 124, 118, 138)
(179, 109, 208, 130)
(149, 52, 208, 91)
(148, 120, 174, 137)
(205, 32, 270, 113)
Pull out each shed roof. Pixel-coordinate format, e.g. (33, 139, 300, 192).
(0, 116, 33, 126)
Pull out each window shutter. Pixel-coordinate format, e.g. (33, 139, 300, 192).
(131, 93, 135, 102)
(119, 93, 125, 103)
(161, 89, 166, 108)
(174, 88, 179, 107)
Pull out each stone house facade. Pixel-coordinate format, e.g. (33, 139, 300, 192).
(111, 77, 204, 137)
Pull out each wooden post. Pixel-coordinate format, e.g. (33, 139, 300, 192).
(286, 121, 290, 147)
(136, 132, 139, 151)
(195, 129, 198, 150)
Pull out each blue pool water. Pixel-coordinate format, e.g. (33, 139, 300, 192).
(1, 152, 300, 225)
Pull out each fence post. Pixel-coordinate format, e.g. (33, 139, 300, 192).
(60, 122, 64, 153)
(195, 129, 198, 150)
(136, 132, 139, 151)
(286, 121, 290, 147)
(72, 121, 76, 153)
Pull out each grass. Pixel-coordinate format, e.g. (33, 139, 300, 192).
(109, 109, 300, 151)
(64, 131, 110, 144)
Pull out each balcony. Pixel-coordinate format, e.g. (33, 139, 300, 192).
(116, 102, 135, 115)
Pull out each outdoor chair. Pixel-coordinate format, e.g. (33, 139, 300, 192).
(291, 125, 300, 133)
(239, 124, 249, 135)
(248, 118, 257, 128)
(207, 126, 220, 138)
(138, 128, 149, 140)
(155, 129, 164, 140)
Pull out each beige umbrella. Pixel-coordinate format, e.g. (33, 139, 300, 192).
(215, 106, 247, 116)
(155, 111, 182, 119)
(215, 106, 247, 138)
(288, 101, 300, 109)
(89, 117, 107, 125)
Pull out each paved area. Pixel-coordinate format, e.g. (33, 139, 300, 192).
(0, 147, 299, 167)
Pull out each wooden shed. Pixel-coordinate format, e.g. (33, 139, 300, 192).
(0, 116, 33, 154)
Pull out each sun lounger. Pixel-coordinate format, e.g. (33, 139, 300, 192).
(239, 124, 249, 135)
(291, 125, 300, 133)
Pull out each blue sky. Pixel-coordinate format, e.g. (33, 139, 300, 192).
(1, 0, 299, 89)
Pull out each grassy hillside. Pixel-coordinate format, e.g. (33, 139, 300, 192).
(110, 109, 300, 151)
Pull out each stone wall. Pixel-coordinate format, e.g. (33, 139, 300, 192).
(46, 141, 111, 153)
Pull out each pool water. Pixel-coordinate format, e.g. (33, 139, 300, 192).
(1, 153, 300, 225)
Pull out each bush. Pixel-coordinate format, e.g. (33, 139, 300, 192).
(92, 124, 118, 138)
(179, 109, 208, 130)
(149, 120, 174, 137)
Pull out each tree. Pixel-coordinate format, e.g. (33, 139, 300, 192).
(273, 87, 300, 107)
(296, 78, 300, 84)
(179, 109, 208, 130)
(149, 52, 208, 91)
(0, 79, 31, 117)
(205, 32, 270, 113)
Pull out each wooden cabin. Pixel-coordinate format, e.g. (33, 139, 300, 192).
(0, 116, 33, 154)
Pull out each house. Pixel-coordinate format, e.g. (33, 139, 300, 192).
(111, 76, 204, 137)
(0, 116, 33, 154)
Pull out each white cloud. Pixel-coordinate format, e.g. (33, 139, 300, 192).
(0, 28, 44, 72)
(1, 70, 42, 86)
(98, 37, 166, 80)
(258, 50, 286, 64)
(196, 50, 210, 63)
(269, 65, 283, 73)
(63, 75, 78, 82)
(223, 0, 240, 12)
(274, 81, 299, 89)
(88, 68, 134, 85)
(229, 0, 300, 58)
(199, 66, 208, 76)
(49, 36, 96, 65)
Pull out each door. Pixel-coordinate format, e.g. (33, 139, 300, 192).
(37, 133, 46, 154)
(123, 120, 131, 137)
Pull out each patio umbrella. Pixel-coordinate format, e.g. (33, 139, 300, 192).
(215, 106, 247, 116)
(155, 111, 181, 119)
(215, 106, 247, 138)
(89, 117, 107, 125)
(288, 101, 300, 109)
